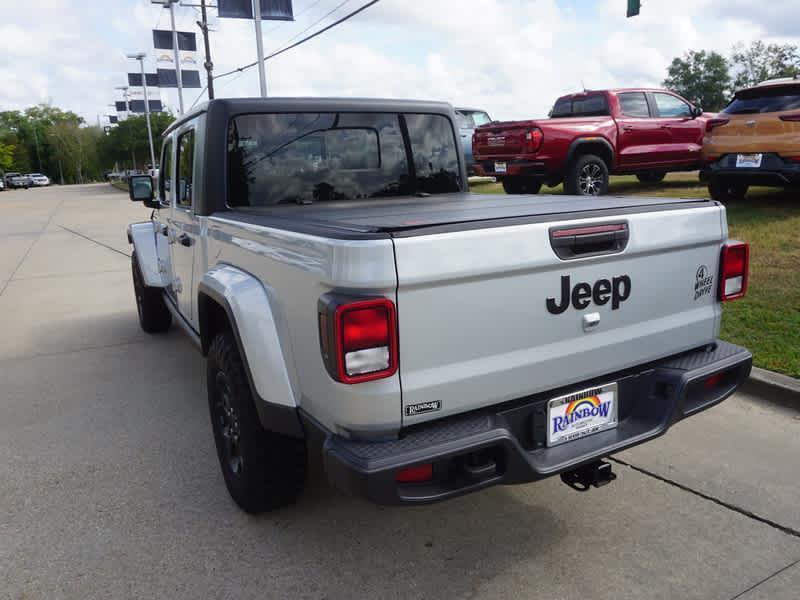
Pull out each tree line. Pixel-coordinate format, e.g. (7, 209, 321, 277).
(1, 106, 174, 184)
(663, 41, 800, 112)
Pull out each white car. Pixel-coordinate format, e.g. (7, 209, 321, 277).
(28, 173, 50, 186)
(0, 177, 5, 191)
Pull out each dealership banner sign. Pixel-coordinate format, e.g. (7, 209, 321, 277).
(217, 0, 294, 20)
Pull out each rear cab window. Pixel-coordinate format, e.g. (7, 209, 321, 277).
(550, 94, 610, 118)
(226, 112, 461, 207)
(723, 85, 800, 114)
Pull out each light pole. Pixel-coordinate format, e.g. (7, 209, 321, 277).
(153, 0, 185, 113)
(252, 0, 268, 97)
(127, 52, 157, 171)
(114, 85, 131, 119)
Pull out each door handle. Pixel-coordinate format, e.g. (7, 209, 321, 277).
(177, 233, 193, 247)
(160, 225, 169, 236)
(661, 124, 672, 129)
(622, 125, 634, 131)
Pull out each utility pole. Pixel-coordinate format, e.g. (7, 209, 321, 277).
(198, 0, 214, 99)
(252, 0, 268, 97)
(127, 52, 157, 171)
(32, 126, 42, 171)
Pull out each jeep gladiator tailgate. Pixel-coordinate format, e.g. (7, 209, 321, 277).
(391, 196, 726, 424)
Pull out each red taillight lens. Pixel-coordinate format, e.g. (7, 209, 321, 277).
(779, 113, 800, 122)
(706, 118, 730, 133)
(786, 156, 800, 163)
(319, 296, 398, 384)
(523, 127, 543, 153)
(395, 463, 433, 484)
(718, 242, 749, 301)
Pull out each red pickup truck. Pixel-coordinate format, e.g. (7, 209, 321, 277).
(473, 88, 707, 195)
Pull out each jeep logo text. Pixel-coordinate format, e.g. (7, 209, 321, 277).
(546, 275, 631, 314)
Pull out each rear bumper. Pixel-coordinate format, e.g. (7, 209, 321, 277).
(306, 341, 751, 505)
(703, 153, 800, 186)
(474, 159, 548, 179)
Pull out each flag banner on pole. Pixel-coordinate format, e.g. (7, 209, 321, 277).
(115, 101, 128, 112)
(109, 116, 119, 124)
(155, 49, 198, 68)
(128, 86, 162, 100)
(156, 68, 202, 88)
(218, 0, 294, 20)
(128, 100, 164, 113)
(152, 29, 197, 51)
(128, 72, 160, 87)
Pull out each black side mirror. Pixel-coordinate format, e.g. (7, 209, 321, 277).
(128, 175, 159, 209)
(691, 106, 703, 118)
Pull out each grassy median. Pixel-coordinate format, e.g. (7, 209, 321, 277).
(471, 173, 800, 377)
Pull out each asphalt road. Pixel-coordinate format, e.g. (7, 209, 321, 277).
(2, 184, 799, 600)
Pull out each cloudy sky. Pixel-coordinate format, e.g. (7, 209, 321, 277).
(0, 0, 797, 125)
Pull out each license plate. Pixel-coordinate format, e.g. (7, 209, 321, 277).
(736, 153, 762, 168)
(547, 383, 618, 447)
(494, 161, 507, 173)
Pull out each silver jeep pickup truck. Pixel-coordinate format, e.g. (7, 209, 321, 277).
(127, 98, 752, 513)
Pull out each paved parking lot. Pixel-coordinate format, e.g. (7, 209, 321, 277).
(2, 184, 799, 599)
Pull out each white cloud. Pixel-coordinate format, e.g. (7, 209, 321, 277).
(0, 0, 797, 124)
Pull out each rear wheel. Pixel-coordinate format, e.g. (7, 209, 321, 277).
(708, 180, 749, 202)
(131, 252, 172, 333)
(207, 331, 307, 514)
(636, 171, 666, 184)
(564, 154, 609, 196)
(501, 177, 542, 195)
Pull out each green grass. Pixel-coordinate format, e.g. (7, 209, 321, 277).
(470, 173, 800, 377)
(111, 180, 128, 192)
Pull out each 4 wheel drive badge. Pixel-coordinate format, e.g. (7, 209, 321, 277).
(694, 265, 713, 300)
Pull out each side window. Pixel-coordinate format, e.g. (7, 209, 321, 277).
(654, 93, 691, 118)
(176, 129, 195, 208)
(404, 113, 462, 194)
(618, 92, 650, 118)
(159, 138, 173, 203)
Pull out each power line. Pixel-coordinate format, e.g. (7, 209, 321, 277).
(214, 0, 380, 82)
(270, 0, 353, 52)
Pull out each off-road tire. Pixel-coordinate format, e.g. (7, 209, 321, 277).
(131, 251, 172, 333)
(501, 177, 542, 195)
(708, 180, 749, 203)
(564, 154, 609, 196)
(207, 331, 307, 514)
(636, 171, 666, 184)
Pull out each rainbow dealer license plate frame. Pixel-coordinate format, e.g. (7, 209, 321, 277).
(547, 383, 619, 447)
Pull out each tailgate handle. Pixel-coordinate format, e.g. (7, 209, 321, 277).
(549, 222, 629, 260)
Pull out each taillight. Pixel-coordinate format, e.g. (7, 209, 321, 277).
(706, 118, 730, 133)
(786, 156, 800, 163)
(779, 113, 800, 122)
(718, 242, 749, 301)
(523, 127, 543, 153)
(318, 296, 398, 384)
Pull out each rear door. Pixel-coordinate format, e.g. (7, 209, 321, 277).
(615, 91, 669, 167)
(393, 202, 725, 425)
(652, 92, 704, 165)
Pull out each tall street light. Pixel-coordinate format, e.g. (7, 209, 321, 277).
(152, 0, 185, 113)
(127, 52, 157, 171)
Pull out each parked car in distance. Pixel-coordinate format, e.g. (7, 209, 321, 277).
(28, 173, 50, 186)
(455, 107, 493, 175)
(0, 176, 5, 191)
(702, 77, 800, 201)
(126, 97, 751, 514)
(473, 88, 706, 195)
(6, 172, 33, 189)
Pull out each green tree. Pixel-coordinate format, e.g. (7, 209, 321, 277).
(100, 112, 175, 171)
(663, 50, 732, 112)
(731, 41, 800, 89)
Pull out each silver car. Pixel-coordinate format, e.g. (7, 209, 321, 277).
(454, 107, 493, 174)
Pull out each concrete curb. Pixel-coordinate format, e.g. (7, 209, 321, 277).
(743, 366, 800, 407)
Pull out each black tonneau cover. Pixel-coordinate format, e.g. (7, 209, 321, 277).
(217, 193, 712, 239)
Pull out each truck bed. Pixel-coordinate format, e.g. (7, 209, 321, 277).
(221, 193, 712, 239)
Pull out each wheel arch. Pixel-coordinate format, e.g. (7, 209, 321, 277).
(566, 137, 615, 171)
(198, 265, 304, 438)
(127, 221, 169, 288)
